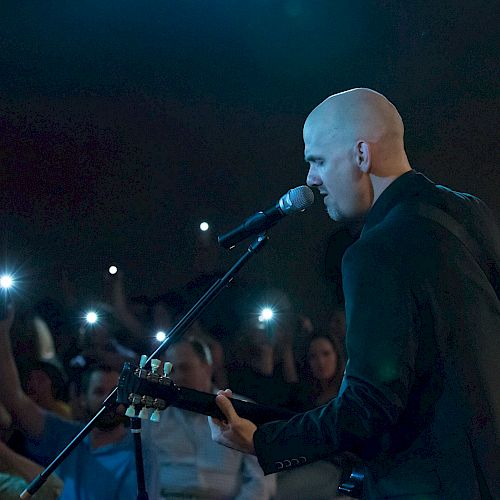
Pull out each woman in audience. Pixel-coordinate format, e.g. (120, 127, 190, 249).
(292, 331, 345, 411)
(276, 332, 352, 499)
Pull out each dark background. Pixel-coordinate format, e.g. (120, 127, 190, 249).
(0, 1, 498, 325)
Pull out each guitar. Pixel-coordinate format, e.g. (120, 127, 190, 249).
(117, 361, 364, 498)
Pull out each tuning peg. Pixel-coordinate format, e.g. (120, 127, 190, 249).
(151, 358, 161, 374)
(125, 394, 142, 418)
(150, 409, 161, 423)
(163, 362, 173, 376)
(139, 354, 148, 369)
(125, 404, 137, 418)
(138, 407, 150, 419)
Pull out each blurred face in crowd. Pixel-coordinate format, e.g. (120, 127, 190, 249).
(26, 369, 54, 406)
(153, 303, 174, 331)
(80, 323, 113, 351)
(308, 337, 339, 382)
(85, 369, 125, 430)
(167, 342, 212, 393)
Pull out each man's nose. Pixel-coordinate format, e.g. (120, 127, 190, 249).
(306, 167, 321, 187)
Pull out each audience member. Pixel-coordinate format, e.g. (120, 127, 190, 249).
(276, 332, 351, 499)
(0, 440, 64, 500)
(69, 304, 136, 374)
(292, 331, 346, 411)
(148, 337, 270, 499)
(0, 306, 158, 500)
(0, 402, 64, 499)
(22, 360, 72, 419)
(227, 311, 299, 409)
(33, 297, 79, 372)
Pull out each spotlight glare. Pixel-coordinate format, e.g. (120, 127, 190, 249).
(86, 311, 98, 324)
(108, 265, 118, 275)
(0, 275, 13, 290)
(259, 307, 274, 322)
(199, 222, 209, 232)
(156, 331, 166, 342)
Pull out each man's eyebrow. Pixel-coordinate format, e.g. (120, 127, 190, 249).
(304, 154, 321, 162)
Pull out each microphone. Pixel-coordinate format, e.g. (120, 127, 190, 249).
(218, 186, 314, 249)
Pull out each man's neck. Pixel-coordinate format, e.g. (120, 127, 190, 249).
(370, 166, 412, 207)
(90, 424, 127, 449)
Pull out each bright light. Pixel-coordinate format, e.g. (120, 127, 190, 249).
(258, 307, 274, 322)
(108, 266, 118, 275)
(0, 275, 13, 290)
(199, 222, 209, 232)
(86, 311, 98, 324)
(156, 331, 166, 342)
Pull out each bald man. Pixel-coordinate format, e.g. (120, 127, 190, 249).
(210, 89, 500, 499)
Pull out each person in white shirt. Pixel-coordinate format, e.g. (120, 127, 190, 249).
(148, 337, 271, 499)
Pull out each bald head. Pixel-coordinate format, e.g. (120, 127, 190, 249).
(305, 88, 404, 147)
(304, 88, 412, 220)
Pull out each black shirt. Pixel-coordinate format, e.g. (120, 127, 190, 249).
(253, 171, 500, 499)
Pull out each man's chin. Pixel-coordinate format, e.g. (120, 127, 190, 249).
(95, 414, 128, 431)
(89, 406, 128, 431)
(326, 205, 342, 221)
(327, 205, 366, 225)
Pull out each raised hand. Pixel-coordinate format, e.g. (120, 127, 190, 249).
(0, 303, 15, 335)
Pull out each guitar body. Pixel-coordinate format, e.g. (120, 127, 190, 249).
(117, 362, 364, 498)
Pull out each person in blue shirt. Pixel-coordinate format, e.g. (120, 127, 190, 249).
(0, 306, 158, 500)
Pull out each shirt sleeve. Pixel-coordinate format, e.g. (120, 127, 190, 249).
(234, 453, 267, 500)
(253, 237, 419, 474)
(24, 412, 83, 467)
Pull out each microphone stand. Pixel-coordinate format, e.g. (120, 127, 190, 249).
(21, 233, 269, 499)
(130, 410, 148, 500)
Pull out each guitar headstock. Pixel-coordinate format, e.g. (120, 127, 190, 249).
(117, 356, 178, 422)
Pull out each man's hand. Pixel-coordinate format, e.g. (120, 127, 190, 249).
(209, 389, 257, 455)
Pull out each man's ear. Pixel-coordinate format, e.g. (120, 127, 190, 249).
(356, 141, 371, 174)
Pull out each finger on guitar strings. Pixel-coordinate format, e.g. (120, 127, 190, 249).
(215, 395, 235, 422)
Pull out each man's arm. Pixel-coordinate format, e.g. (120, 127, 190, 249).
(0, 306, 46, 438)
(213, 237, 419, 474)
(252, 237, 418, 473)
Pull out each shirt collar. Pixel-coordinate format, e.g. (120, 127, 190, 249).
(362, 170, 432, 233)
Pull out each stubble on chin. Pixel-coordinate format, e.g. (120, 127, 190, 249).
(326, 205, 341, 222)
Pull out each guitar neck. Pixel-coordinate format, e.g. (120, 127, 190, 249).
(171, 386, 297, 426)
(117, 362, 364, 498)
(117, 363, 296, 426)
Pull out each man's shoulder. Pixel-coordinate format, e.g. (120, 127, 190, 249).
(43, 411, 83, 439)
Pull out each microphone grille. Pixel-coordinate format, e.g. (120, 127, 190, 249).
(285, 185, 315, 213)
